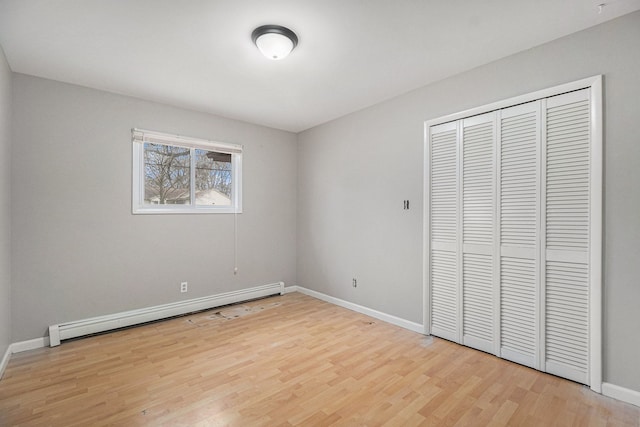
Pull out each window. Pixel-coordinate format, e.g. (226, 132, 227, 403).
(132, 129, 242, 214)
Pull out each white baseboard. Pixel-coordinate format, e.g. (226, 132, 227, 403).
(11, 337, 50, 353)
(283, 285, 298, 294)
(602, 382, 640, 408)
(1, 337, 51, 379)
(294, 286, 423, 333)
(0, 344, 10, 379)
(49, 282, 285, 346)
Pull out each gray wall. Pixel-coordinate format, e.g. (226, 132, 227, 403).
(11, 75, 297, 341)
(0, 46, 11, 359)
(297, 11, 640, 392)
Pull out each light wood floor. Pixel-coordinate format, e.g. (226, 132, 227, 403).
(1, 292, 638, 426)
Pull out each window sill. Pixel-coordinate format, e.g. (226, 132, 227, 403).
(133, 207, 243, 215)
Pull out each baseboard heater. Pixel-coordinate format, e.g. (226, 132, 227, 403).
(48, 282, 284, 347)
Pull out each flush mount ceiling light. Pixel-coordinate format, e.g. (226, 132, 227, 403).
(251, 25, 298, 60)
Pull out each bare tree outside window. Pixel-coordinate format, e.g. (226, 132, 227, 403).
(144, 143, 190, 205)
(195, 149, 232, 206)
(143, 144, 233, 206)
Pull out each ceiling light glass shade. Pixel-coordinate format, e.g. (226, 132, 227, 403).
(252, 25, 298, 60)
(255, 33, 293, 60)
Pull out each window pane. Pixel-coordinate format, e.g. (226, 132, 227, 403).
(195, 149, 232, 206)
(143, 143, 191, 205)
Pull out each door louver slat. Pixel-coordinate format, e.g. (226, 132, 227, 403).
(431, 129, 458, 243)
(431, 250, 457, 340)
(463, 122, 494, 246)
(545, 260, 589, 382)
(546, 99, 590, 251)
(461, 117, 494, 353)
(427, 84, 598, 388)
(544, 93, 590, 384)
(463, 253, 493, 343)
(498, 104, 539, 368)
(501, 256, 536, 366)
(501, 111, 537, 247)
(430, 124, 459, 343)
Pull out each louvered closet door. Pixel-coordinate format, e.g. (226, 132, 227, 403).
(543, 89, 591, 384)
(498, 101, 541, 369)
(426, 80, 600, 388)
(429, 121, 459, 342)
(461, 113, 496, 353)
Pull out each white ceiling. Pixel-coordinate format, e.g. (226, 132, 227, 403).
(1, 1, 639, 132)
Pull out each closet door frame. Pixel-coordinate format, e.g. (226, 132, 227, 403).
(423, 75, 602, 392)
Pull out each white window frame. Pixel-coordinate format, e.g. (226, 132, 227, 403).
(132, 128, 243, 214)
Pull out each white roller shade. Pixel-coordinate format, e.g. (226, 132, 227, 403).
(132, 128, 242, 154)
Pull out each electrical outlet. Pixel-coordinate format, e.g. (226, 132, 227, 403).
(180, 282, 188, 293)
(352, 278, 357, 288)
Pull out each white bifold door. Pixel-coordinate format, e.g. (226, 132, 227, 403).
(426, 85, 600, 387)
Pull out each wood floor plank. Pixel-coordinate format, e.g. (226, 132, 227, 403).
(0, 292, 638, 426)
